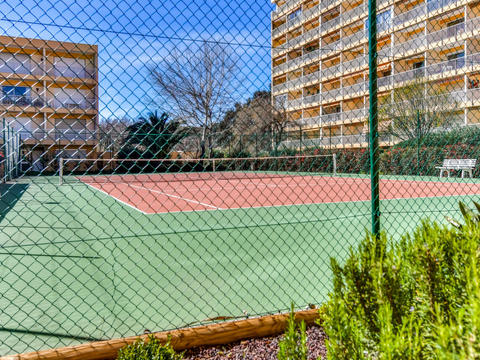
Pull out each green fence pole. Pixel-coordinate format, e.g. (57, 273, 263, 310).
(368, 0, 380, 236)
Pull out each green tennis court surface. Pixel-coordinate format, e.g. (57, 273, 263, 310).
(1, 174, 479, 355)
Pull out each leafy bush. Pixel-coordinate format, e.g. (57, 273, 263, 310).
(277, 303, 308, 360)
(323, 202, 480, 359)
(380, 144, 480, 176)
(117, 336, 183, 360)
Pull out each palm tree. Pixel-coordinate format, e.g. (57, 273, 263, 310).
(119, 111, 187, 159)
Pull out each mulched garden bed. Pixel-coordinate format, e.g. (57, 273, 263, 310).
(183, 324, 327, 360)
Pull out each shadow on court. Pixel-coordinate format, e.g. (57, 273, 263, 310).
(0, 183, 29, 223)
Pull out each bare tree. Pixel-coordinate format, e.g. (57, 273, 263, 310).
(150, 41, 237, 158)
(380, 77, 459, 143)
(98, 117, 132, 156)
(230, 91, 294, 154)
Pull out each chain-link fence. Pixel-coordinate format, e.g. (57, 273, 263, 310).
(1, 0, 480, 356)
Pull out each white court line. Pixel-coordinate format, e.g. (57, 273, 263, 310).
(127, 183, 223, 210)
(83, 182, 149, 214)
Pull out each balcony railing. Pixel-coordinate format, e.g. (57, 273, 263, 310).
(1, 95, 45, 107)
(53, 64, 95, 79)
(322, 87, 342, 101)
(18, 129, 97, 141)
(53, 99, 96, 110)
(322, 112, 342, 124)
(394, 34, 426, 55)
(303, 93, 321, 105)
(343, 81, 367, 97)
(342, 30, 366, 48)
(427, 0, 459, 13)
(394, 67, 425, 83)
(322, 63, 341, 78)
(342, 4, 367, 23)
(427, 57, 465, 75)
(343, 56, 367, 70)
(321, 16, 341, 33)
(280, 133, 368, 149)
(297, 115, 321, 126)
(393, 4, 426, 27)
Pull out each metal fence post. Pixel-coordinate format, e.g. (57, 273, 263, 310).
(368, 0, 380, 236)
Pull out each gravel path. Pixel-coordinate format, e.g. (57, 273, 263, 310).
(183, 325, 327, 360)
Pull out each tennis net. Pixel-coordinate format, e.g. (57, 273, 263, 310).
(58, 154, 337, 185)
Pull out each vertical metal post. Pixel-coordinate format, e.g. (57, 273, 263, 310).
(368, 0, 380, 236)
(333, 153, 337, 176)
(59, 158, 64, 185)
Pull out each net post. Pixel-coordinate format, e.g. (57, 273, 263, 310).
(59, 158, 64, 186)
(213, 159, 216, 172)
(333, 153, 337, 176)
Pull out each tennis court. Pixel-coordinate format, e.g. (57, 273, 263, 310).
(80, 172, 480, 214)
(2, 164, 480, 354)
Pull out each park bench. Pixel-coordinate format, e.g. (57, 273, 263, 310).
(436, 158, 477, 178)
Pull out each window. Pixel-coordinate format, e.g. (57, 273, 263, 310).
(447, 51, 465, 69)
(413, 61, 424, 69)
(2, 86, 30, 105)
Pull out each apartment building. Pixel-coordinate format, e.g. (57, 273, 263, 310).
(271, 0, 480, 148)
(0, 36, 98, 171)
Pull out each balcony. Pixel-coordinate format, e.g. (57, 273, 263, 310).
(321, 0, 339, 11)
(427, 21, 465, 43)
(322, 63, 341, 78)
(342, 30, 366, 48)
(342, 4, 367, 23)
(272, 6, 323, 38)
(342, 56, 367, 72)
(272, 0, 303, 19)
(343, 81, 367, 98)
(288, 26, 320, 48)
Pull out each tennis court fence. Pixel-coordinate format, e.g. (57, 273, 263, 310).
(3, 0, 480, 357)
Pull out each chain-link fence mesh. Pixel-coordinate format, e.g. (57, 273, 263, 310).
(0, 0, 479, 356)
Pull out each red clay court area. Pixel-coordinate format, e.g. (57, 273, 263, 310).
(79, 173, 480, 214)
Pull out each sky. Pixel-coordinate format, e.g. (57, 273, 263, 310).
(0, 0, 274, 120)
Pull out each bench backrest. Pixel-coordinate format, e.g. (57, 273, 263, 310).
(443, 158, 477, 168)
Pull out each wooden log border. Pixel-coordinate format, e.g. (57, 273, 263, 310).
(2, 309, 321, 360)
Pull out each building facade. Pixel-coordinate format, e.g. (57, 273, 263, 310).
(271, 0, 480, 148)
(0, 36, 98, 171)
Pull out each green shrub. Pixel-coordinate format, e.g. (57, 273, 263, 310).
(117, 336, 183, 360)
(277, 303, 308, 360)
(324, 202, 480, 359)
